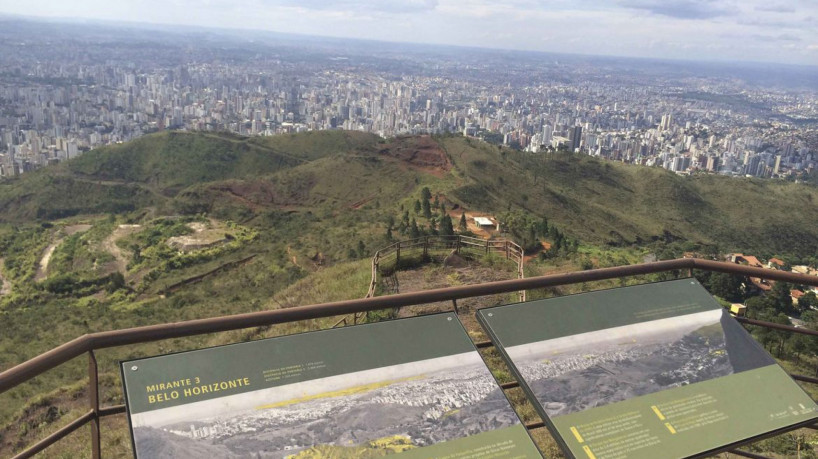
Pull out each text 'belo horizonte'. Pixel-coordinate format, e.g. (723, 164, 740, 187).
(145, 377, 251, 404)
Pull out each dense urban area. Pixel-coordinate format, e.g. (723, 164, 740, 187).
(3, 11, 818, 459)
(1, 20, 817, 180)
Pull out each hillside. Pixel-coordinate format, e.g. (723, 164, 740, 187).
(441, 136, 818, 255)
(2, 130, 818, 256)
(2, 130, 818, 457)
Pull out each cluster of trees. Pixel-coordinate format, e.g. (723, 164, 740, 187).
(388, 187, 456, 240)
(498, 210, 578, 257)
(43, 272, 125, 296)
(699, 271, 818, 368)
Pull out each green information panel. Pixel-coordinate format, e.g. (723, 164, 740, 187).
(121, 313, 542, 458)
(477, 279, 818, 459)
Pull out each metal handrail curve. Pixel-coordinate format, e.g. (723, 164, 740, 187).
(3, 257, 818, 458)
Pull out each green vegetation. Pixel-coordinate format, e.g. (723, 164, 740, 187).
(288, 435, 416, 458)
(3, 130, 818, 458)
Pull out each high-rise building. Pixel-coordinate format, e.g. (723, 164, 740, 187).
(568, 125, 582, 152)
(660, 114, 673, 131)
(542, 124, 553, 145)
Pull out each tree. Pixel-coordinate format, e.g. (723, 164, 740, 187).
(356, 240, 366, 258)
(414, 200, 422, 215)
(433, 195, 440, 209)
(772, 313, 792, 357)
(790, 333, 810, 363)
(539, 216, 548, 236)
(106, 272, 126, 293)
(422, 199, 432, 219)
(440, 215, 454, 236)
(769, 281, 794, 314)
(745, 295, 774, 319)
(499, 210, 543, 252)
(409, 219, 420, 239)
(421, 187, 432, 201)
(459, 212, 467, 231)
(799, 291, 818, 311)
(706, 272, 745, 303)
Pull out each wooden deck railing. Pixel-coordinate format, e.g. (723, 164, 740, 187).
(333, 235, 525, 326)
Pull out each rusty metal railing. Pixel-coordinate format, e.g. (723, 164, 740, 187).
(3, 258, 818, 458)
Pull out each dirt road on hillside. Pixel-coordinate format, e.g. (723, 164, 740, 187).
(34, 224, 93, 282)
(101, 224, 142, 276)
(0, 258, 11, 295)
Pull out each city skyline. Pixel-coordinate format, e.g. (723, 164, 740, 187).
(0, 16, 816, 182)
(0, 0, 817, 67)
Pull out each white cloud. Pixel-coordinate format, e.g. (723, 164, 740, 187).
(0, 0, 815, 65)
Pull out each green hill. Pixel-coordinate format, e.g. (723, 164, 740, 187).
(0, 130, 380, 221)
(443, 136, 818, 255)
(2, 130, 818, 256)
(2, 130, 818, 458)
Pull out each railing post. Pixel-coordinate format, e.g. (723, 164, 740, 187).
(452, 299, 459, 314)
(423, 236, 429, 258)
(485, 238, 489, 254)
(456, 235, 461, 254)
(396, 245, 400, 269)
(505, 241, 509, 259)
(88, 350, 101, 459)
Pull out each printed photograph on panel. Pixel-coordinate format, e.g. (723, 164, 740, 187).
(505, 309, 775, 417)
(130, 351, 518, 458)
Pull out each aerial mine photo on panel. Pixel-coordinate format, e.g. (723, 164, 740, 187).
(505, 309, 775, 417)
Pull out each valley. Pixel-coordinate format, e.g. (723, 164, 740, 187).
(1, 130, 818, 458)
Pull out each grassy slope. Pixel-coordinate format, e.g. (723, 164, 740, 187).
(3, 131, 818, 456)
(442, 136, 818, 254)
(4, 130, 818, 255)
(0, 130, 381, 223)
(0, 259, 371, 458)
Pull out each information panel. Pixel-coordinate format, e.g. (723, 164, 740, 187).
(477, 279, 818, 459)
(121, 312, 542, 458)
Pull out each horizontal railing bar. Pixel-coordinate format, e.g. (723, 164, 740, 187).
(99, 404, 127, 417)
(791, 374, 818, 385)
(4, 258, 818, 396)
(500, 382, 520, 390)
(691, 259, 818, 287)
(0, 258, 692, 393)
(729, 450, 773, 459)
(3, 256, 818, 457)
(736, 317, 818, 337)
(0, 337, 91, 395)
(524, 421, 546, 430)
(11, 410, 95, 459)
(474, 341, 493, 348)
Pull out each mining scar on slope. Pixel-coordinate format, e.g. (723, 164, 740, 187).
(506, 309, 772, 417)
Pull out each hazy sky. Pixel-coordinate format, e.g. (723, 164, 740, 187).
(1, 0, 817, 66)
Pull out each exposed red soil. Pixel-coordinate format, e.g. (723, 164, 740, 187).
(210, 175, 317, 209)
(378, 135, 452, 178)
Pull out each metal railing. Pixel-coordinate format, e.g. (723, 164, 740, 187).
(333, 235, 525, 327)
(3, 258, 818, 458)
